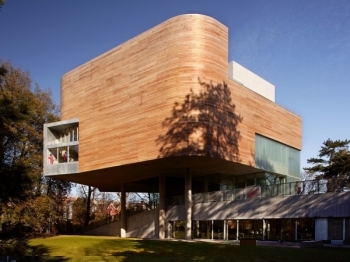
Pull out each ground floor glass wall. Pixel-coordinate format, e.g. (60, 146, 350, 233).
(169, 218, 315, 241)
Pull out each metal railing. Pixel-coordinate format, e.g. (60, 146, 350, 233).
(166, 178, 350, 205)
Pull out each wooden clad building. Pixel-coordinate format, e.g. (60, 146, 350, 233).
(44, 14, 305, 239)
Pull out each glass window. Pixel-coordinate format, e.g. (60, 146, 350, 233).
(68, 145, 79, 162)
(255, 173, 266, 186)
(246, 174, 255, 186)
(220, 180, 233, 190)
(47, 149, 58, 164)
(255, 134, 300, 179)
(235, 176, 245, 188)
(58, 147, 68, 163)
(47, 145, 78, 164)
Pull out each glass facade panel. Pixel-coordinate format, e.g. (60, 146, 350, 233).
(195, 220, 224, 240)
(47, 145, 79, 165)
(68, 145, 79, 162)
(255, 173, 266, 186)
(235, 176, 245, 188)
(169, 221, 185, 239)
(47, 149, 58, 164)
(220, 180, 233, 190)
(168, 219, 315, 241)
(58, 147, 68, 163)
(255, 134, 300, 179)
(238, 220, 263, 240)
(265, 218, 314, 241)
(245, 174, 255, 187)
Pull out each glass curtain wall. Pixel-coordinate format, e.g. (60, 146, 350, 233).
(255, 134, 300, 181)
(170, 218, 315, 241)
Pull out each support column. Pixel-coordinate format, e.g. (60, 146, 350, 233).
(223, 220, 226, 240)
(159, 174, 166, 239)
(343, 218, 346, 241)
(120, 183, 126, 238)
(185, 168, 192, 240)
(262, 219, 266, 240)
(236, 220, 239, 240)
(295, 220, 298, 241)
(195, 220, 200, 238)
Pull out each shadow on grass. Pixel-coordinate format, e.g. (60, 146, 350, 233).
(0, 238, 69, 262)
(107, 240, 242, 262)
(28, 236, 350, 262)
(87, 239, 350, 262)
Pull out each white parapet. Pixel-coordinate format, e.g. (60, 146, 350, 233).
(228, 61, 275, 102)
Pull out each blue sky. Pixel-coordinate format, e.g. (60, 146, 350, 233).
(1, 0, 349, 171)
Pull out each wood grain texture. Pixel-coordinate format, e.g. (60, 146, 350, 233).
(60, 14, 301, 175)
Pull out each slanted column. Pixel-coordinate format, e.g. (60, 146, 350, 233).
(159, 174, 166, 239)
(120, 183, 126, 238)
(185, 168, 192, 240)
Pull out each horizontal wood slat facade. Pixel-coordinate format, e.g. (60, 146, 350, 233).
(60, 14, 301, 175)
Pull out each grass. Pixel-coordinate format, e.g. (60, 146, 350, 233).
(25, 235, 350, 262)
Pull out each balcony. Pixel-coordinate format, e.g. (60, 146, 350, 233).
(44, 119, 79, 176)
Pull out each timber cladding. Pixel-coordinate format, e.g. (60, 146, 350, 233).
(60, 14, 301, 173)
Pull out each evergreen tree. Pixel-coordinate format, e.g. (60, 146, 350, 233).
(304, 139, 350, 178)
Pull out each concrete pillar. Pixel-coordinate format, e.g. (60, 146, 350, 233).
(185, 168, 192, 240)
(120, 183, 126, 238)
(236, 219, 239, 240)
(167, 221, 172, 239)
(195, 220, 200, 238)
(223, 220, 226, 240)
(343, 218, 346, 241)
(262, 219, 266, 240)
(159, 174, 166, 239)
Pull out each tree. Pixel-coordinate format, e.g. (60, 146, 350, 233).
(71, 197, 87, 227)
(71, 186, 118, 228)
(84, 186, 94, 226)
(0, 61, 59, 203)
(0, 61, 72, 235)
(304, 139, 350, 178)
(1, 195, 57, 234)
(0, 0, 5, 12)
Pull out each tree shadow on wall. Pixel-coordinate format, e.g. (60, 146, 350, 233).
(156, 78, 243, 162)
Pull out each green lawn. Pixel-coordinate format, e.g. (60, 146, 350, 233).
(26, 235, 350, 262)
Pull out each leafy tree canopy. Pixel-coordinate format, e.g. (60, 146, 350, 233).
(304, 139, 350, 178)
(0, 61, 59, 203)
(0, 60, 74, 236)
(0, 0, 5, 12)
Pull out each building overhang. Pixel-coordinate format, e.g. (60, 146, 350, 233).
(46, 156, 265, 192)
